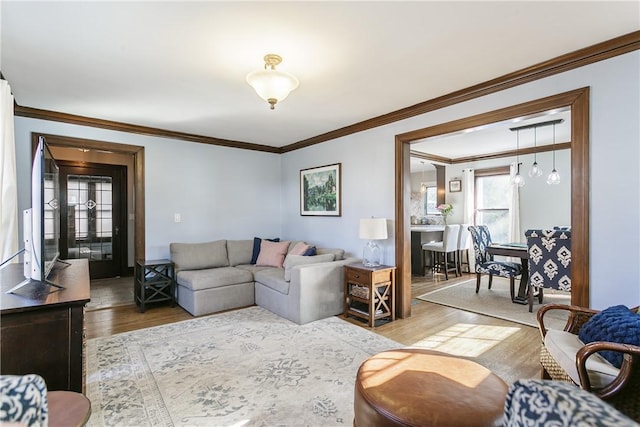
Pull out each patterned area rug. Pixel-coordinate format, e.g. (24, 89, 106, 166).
(86, 306, 399, 427)
(417, 278, 571, 330)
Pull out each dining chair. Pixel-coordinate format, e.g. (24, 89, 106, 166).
(524, 228, 571, 312)
(456, 223, 471, 274)
(422, 224, 460, 280)
(467, 225, 522, 300)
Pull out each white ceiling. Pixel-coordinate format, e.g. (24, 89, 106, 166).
(1, 2, 639, 148)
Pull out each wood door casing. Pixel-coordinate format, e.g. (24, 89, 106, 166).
(395, 88, 590, 318)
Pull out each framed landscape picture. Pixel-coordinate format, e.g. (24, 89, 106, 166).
(449, 179, 462, 192)
(300, 163, 341, 216)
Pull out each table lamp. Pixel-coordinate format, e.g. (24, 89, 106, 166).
(359, 218, 388, 267)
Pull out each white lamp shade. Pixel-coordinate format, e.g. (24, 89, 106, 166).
(359, 218, 388, 240)
(246, 69, 299, 103)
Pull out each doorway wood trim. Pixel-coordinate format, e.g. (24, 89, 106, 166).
(394, 87, 590, 318)
(31, 133, 145, 262)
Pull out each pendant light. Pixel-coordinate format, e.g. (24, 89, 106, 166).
(420, 161, 427, 193)
(512, 129, 525, 187)
(528, 126, 543, 178)
(547, 123, 561, 185)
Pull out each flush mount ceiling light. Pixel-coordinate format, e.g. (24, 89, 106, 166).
(246, 54, 299, 110)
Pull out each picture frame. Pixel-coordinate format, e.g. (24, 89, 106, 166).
(449, 179, 462, 192)
(300, 163, 341, 216)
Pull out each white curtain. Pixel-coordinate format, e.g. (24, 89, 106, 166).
(462, 168, 475, 272)
(509, 162, 521, 243)
(0, 79, 19, 265)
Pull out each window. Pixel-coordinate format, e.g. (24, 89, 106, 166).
(475, 167, 511, 243)
(424, 186, 439, 214)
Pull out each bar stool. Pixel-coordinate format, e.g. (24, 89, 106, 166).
(456, 223, 471, 274)
(422, 224, 460, 280)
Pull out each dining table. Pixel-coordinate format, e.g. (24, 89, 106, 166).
(486, 242, 529, 304)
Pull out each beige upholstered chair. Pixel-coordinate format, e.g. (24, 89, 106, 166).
(537, 303, 640, 422)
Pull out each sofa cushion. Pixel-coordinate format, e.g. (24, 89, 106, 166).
(250, 237, 280, 264)
(544, 329, 619, 389)
(256, 240, 291, 268)
(316, 247, 345, 260)
(254, 268, 289, 295)
(283, 253, 335, 281)
(227, 240, 254, 267)
(170, 240, 229, 271)
(176, 267, 253, 291)
(303, 246, 317, 256)
(235, 264, 274, 275)
(578, 305, 640, 368)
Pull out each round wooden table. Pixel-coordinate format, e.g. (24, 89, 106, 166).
(48, 391, 91, 427)
(354, 348, 508, 427)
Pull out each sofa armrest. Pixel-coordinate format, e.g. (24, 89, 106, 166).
(577, 341, 640, 397)
(288, 257, 360, 324)
(537, 303, 599, 338)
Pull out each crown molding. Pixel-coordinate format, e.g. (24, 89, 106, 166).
(13, 105, 281, 154)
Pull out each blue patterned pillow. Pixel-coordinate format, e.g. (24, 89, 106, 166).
(578, 305, 640, 368)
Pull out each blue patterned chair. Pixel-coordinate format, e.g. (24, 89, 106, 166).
(525, 229, 571, 312)
(468, 225, 522, 300)
(0, 374, 91, 427)
(0, 374, 49, 427)
(503, 379, 639, 426)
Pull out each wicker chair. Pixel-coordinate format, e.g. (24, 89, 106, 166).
(537, 303, 640, 422)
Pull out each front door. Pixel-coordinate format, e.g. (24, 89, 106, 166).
(58, 162, 127, 279)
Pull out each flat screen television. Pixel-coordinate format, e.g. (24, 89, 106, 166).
(21, 136, 64, 286)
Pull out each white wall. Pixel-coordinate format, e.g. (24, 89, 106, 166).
(13, 118, 283, 260)
(282, 51, 640, 308)
(444, 149, 572, 239)
(13, 51, 640, 307)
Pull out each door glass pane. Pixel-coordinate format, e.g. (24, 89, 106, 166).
(66, 174, 113, 261)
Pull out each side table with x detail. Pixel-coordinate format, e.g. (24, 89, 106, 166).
(135, 259, 176, 313)
(344, 263, 396, 327)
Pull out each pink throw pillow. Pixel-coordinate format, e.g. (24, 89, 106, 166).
(256, 240, 291, 268)
(289, 242, 311, 256)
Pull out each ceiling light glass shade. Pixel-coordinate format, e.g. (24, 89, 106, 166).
(528, 161, 543, 177)
(547, 169, 561, 185)
(246, 54, 299, 110)
(420, 183, 427, 193)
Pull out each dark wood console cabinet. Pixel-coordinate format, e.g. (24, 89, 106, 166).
(1, 259, 90, 392)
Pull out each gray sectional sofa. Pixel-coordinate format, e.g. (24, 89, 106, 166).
(169, 239, 359, 324)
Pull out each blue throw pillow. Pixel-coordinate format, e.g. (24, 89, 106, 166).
(250, 237, 280, 264)
(578, 305, 640, 368)
(303, 246, 317, 256)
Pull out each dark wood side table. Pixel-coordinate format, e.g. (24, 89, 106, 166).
(134, 259, 175, 313)
(344, 263, 396, 327)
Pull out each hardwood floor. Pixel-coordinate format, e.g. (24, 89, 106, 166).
(85, 271, 543, 385)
